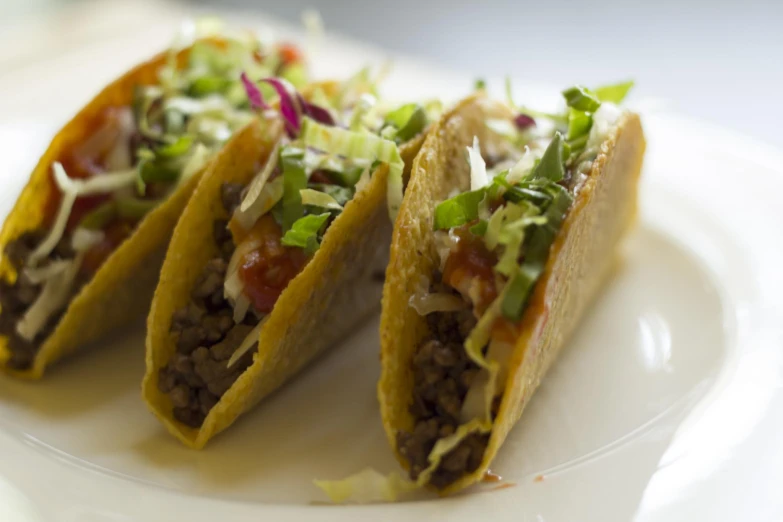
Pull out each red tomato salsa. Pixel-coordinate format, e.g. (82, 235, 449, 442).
(237, 215, 309, 314)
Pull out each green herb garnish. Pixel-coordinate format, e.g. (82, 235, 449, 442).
(281, 213, 330, 254)
(433, 188, 487, 230)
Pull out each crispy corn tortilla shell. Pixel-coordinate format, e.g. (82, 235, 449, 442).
(142, 113, 426, 449)
(379, 94, 646, 494)
(0, 45, 209, 380)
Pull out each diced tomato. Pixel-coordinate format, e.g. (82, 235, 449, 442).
(278, 43, 302, 66)
(238, 215, 309, 314)
(443, 223, 498, 314)
(79, 220, 134, 275)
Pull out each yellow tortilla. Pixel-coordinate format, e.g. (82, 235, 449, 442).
(378, 94, 646, 494)
(142, 112, 427, 449)
(0, 45, 208, 380)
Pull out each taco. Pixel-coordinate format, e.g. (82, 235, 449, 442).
(142, 73, 434, 448)
(375, 83, 645, 495)
(0, 30, 306, 379)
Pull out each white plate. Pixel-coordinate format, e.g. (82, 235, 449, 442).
(1, 15, 783, 522)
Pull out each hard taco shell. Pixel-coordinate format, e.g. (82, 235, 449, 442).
(378, 94, 646, 494)
(143, 105, 427, 448)
(0, 45, 204, 379)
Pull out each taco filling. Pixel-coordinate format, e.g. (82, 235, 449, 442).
(157, 73, 434, 427)
(0, 37, 306, 370)
(397, 82, 634, 488)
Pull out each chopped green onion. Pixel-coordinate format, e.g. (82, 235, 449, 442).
(562, 85, 601, 113)
(432, 189, 486, 230)
(566, 109, 593, 141)
(280, 213, 330, 254)
(566, 134, 589, 158)
(474, 78, 486, 90)
(593, 81, 634, 104)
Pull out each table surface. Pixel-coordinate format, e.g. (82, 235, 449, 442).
(0, 0, 781, 148)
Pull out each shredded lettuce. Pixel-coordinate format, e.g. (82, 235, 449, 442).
(416, 295, 507, 485)
(235, 177, 284, 233)
(409, 291, 467, 316)
(299, 188, 343, 211)
(299, 118, 404, 219)
(308, 184, 354, 206)
(467, 136, 488, 191)
(485, 201, 538, 250)
(16, 257, 81, 341)
(70, 228, 104, 252)
(315, 469, 417, 504)
(280, 213, 330, 254)
(506, 147, 538, 184)
(181, 143, 211, 181)
(279, 147, 307, 231)
(23, 260, 71, 285)
(29, 163, 136, 266)
(239, 141, 281, 213)
(349, 93, 377, 131)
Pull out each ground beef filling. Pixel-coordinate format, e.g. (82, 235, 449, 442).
(0, 231, 81, 369)
(157, 182, 261, 428)
(396, 307, 493, 489)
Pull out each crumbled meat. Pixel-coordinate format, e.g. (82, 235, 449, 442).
(0, 230, 82, 370)
(221, 183, 244, 216)
(157, 182, 261, 428)
(213, 219, 234, 261)
(397, 292, 494, 489)
(429, 432, 489, 489)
